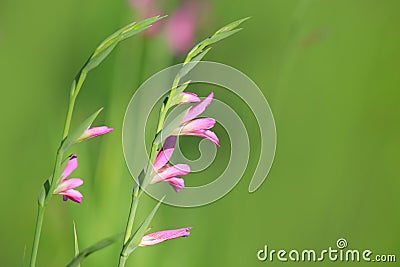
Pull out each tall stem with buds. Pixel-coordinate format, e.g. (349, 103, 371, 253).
(118, 17, 248, 267)
(29, 16, 164, 267)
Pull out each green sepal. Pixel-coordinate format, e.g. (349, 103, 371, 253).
(61, 108, 103, 151)
(154, 107, 190, 145)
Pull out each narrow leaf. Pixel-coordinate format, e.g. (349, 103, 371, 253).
(179, 48, 211, 79)
(214, 17, 250, 35)
(66, 234, 122, 267)
(83, 16, 166, 72)
(62, 108, 103, 151)
(72, 221, 80, 267)
(204, 29, 242, 46)
(185, 17, 249, 64)
(174, 80, 191, 95)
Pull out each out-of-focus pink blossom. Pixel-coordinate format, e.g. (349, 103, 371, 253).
(150, 136, 190, 192)
(139, 227, 192, 246)
(77, 126, 114, 143)
(172, 92, 219, 146)
(53, 154, 84, 203)
(165, 1, 197, 55)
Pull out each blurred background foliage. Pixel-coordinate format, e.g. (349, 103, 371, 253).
(0, 0, 399, 266)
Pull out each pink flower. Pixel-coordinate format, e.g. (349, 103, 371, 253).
(53, 154, 84, 203)
(172, 92, 219, 146)
(174, 92, 201, 104)
(77, 126, 114, 142)
(150, 136, 190, 192)
(165, 1, 197, 55)
(139, 227, 192, 246)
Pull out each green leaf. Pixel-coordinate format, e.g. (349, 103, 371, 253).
(204, 29, 242, 46)
(154, 107, 190, 145)
(66, 234, 122, 267)
(123, 198, 165, 256)
(185, 17, 249, 63)
(179, 48, 211, 79)
(72, 221, 80, 267)
(174, 80, 191, 95)
(214, 17, 250, 35)
(62, 108, 103, 151)
(83, 16, 166, 72)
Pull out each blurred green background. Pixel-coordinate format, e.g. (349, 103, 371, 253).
(1, 0, 399, 266)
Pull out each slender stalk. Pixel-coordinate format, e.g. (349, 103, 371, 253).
(118, 186, 139, 267)
(63, 71, 87, 139)
(29, 71, 87, 266)
(118, 35, 190, 267)
(29, 205, 45, 267)
(118, 255, 128, 267)
(122, 185, 140, 244)
(118, 144, 158, 267)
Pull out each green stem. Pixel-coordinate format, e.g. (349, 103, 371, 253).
(29, 205, 45, 267)
(118, 185, 139, 267)
(62, 98, 76, 139)
(30, 147, 64, 267)
(122, 185, 140, 244)
(30, 70, 86, 266)
(118, 39, 186, 266)
(63, 71, 87, 139)
(118, 255, 128, 267)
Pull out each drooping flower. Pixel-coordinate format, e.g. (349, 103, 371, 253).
(172, 92, 219, 146)
(53, 154, 84, 203)
(139, 227, 192, 246)
(77, 126, 114, 143)
(150, 136, 190, 192)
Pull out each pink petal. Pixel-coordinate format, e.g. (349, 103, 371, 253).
(153, 164, 191, 182)
(183, 92, 214, 123)
(180, 118, 216, 133)
(177, 92, 201, 104)
(78, 126, 114, 142)
(62, 154, 78, 180)
(165, 177, 185, 192)
(180, 130, 220, 146)
(153, 136, 177, 170)
(60, 189, 83, 203)
(139, 227, 192, 246)
(54, 178, 83, 194)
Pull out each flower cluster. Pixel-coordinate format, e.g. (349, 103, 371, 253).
(143, 91, 218, 246)
(53, 127, 113, 203)
(150, 92, 219, 192)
